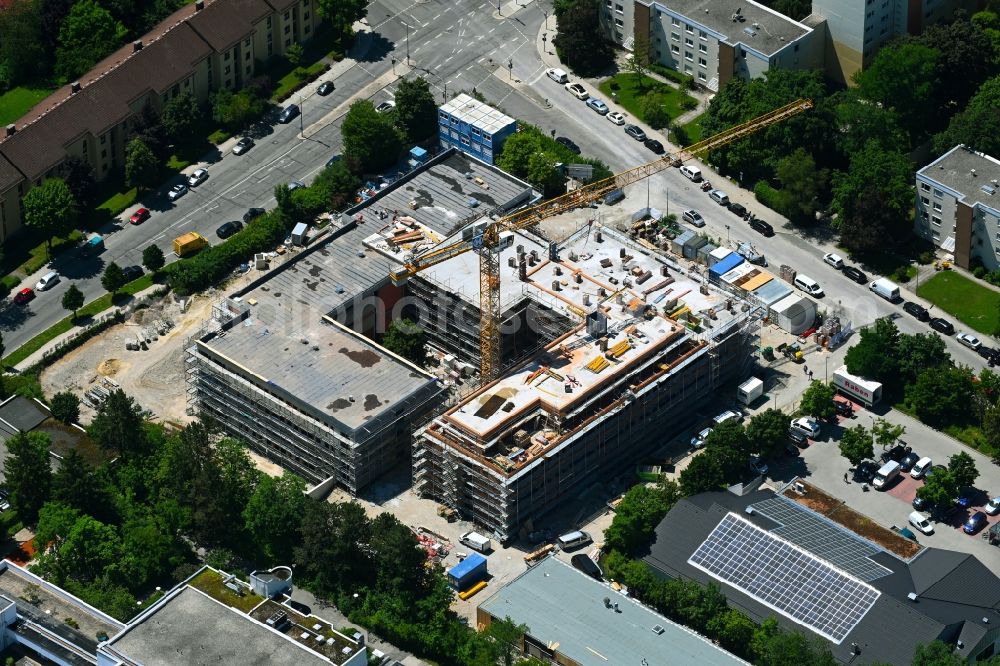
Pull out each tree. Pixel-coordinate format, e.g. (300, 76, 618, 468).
(210, 88, 267, 131)
(838, 425, 873, 466)
(832, 91, 907, 158)
(393, 77, 438, 142)
(58, 515, 122, 583)
(52, 448, 106, 518)
(312, 160, 362, 210)
(896, 333, 951, 386)
(746, 409, 792, 459)
(844, 317, 900, 385)
(983, 404, 1000, 458)
(800, 381, 836, 420)
(243, 473, 306, 562)
(285, 42, 304, 67)
(129, 100, 166, 157)
(34, 502, 81, 554)
(916, 469, 959, 514)
(641, 94, 670, 130)
(933, 75, 1000, 156)
(4, 431, 53, 524)
(369, 512, 428, 594)
(160, 92, 203, 142)
(708, 609, 757, 657)
(603, 481, 680, 554)
(101, 262, 126, 295)
(341, 100, 403, 174)
(871, 418, 905, 451)
(751, 618, 837, 666)
(61, 284, 85, 320)
(50, 391, 80, 424)
(88, 389, 146, 461)
(854, 42, 940, 141)
(315, 0, 366, 45)
(908, 15, 996, 111)
(55, 0, 127, 80)
(911, 641, 967, 666)
(948, 451, 979, 490)
(832, 143, 914, 253)
(0, 0, 47, 90)
(553, 0, 615, 77)
(382, 318, 427, 366)
(22, 178, 78, 255)
(907, 366, 977, 427)
(60, 155, 97, 208)
(484, 616, 529, 666)
(295, 500, 373, 595)
(142, 244, 165, 273)
(624, 35, 650, 86)
(124, 138, 159, 191)
(775, 148, 826, 223)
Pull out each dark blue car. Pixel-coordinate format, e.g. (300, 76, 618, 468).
(964, 511, 988, 534)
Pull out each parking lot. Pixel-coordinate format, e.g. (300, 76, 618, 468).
(768, 403, 1000, 568)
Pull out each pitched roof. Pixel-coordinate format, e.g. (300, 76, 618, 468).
(0, 152, 23, 193)
(185, 0, 273, 51)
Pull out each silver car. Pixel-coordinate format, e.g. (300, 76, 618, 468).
(682, 210, 705, 227)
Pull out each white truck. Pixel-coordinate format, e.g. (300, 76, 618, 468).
(832, 366, 883, 406)
(459, 531, 493, 553)
(869, 277, 900, 302)
(737, 377, 764, 405)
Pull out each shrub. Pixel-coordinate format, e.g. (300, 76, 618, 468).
(917, 251, 935, 265)
(609, 81, 620, 91)
(680, 97, 698, 111)
(974, 266, 987, 278)
(753, 181, 789, 216)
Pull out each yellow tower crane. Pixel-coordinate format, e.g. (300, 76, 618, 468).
(389, 98, 814, 381)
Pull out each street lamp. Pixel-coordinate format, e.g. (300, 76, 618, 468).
(386, 14, 411, 65)
(391, 57, 396, 75)
(725, 224, 730, 245)
(543, 9, 549, 28)
(299, 95, 304, 135)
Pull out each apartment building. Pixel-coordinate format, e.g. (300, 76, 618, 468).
(602, 0, 823, 91)
(914, 145, 1000, 270)
(0, 0, 319, 242)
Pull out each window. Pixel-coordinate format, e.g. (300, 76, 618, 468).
(285, 38, 291, 46)
(184, 79, 189, 87)
(267, 44, 273, 56)
(671, 32, 680, 41)
(225, 79, 231, 88)
(605, 0, 611, 6)
(283, 10, 290, 19)
(615, 2, 623, 12)
(699, 43, 707, 53)
(920, 183, 930, 192)
(672, 17, 680, 26)
(671, 44, 679, 53)
(699, 30, 707, 39)
(304, 24, 310, 33)
(101, 149, 107, 159)
(932, 215, 942, 226)
(698, 71, 706, 81)
(267, 17, 271, 27)
(615, 17, 623, 26)
(224, 51, 230, 61)
(685, 24, 693, 33)
(920, 196, 930, 205)
(685, 51, 693, 61)
(460, 136, 470, 146)
(82, 140, 87, 152)
(685, 37, 693, 46)
(684, 64, 692, 73)
(172, 84, 180, 96)
(284, 24, 291, 34)
(100, 134, 106, 145)
(244, 38, 250, 47)
(304, 11, 309, 20)
(933, 201, 942, 212)
(698, 57, 707, 67)
(225, 65, 231, 75)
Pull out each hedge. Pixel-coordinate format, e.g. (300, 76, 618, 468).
(165, 212, 289, 295)
(753, 180, 787, 216)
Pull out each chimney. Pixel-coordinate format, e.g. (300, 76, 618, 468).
(133, 40, 143, 52)
(195, 0, 205, 9)
(71, 81, 81, 94)
(5, 124, 15, 137)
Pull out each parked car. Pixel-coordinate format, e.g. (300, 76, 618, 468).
(624, 124, 647, 141)
(908, 511, 934, 535)
(691, 426, 713, 448)
(12, 287, 34, 305)
(964, 511, 988, 534)
(978, 345, 995, 360)
(216, 220, 244, 239)
(644, 138, 664, 154)
(854, 460, 878, 483)
(317, 81, 335, 96)
(565, 82, 589, 100)
(880, 443, 911, 464)
(375, 100, 396, 114)
(682, 210, 705, 227)
(121, 265, 144, 282)
(986, 496, 1000, 515)
(791, 417, 820, 438)
(749, 219, 774, 236)
(912, 494, 932, 511)
(233, 137, 255, 155)
(545, 67, 569, 83)
(788, 429, 808, 448)
(957, 331, 982, 351)
(278, 104, 300, 123)
(910, 456, 933, 479)
(555, 136, 581, 154)
(606, 111, 626, 125)
(287, 180, 306, 191)
(835, 400, 855, 417)
(129, 207, 151, 225)
(167, 183, 188, 201)
(750, 456, 769, 476)
(899, 451, 921, 472)
(325, 154, 342, 168)
(903, 301, 930, 321)
(586, 97, 609, 114)
(823, 252, 844, 269)
(713, 410, 742, 425)
(728, 202, 747, 217)
(930, 318, 955, 335)
(187, 168, 209, 187)
(243, 207, 265, 223)
(842, 265, 868, 284)
(35, 271, 60, 291)
(958, 489, 978, 508)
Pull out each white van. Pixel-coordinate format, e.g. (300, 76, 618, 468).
(910, 456, 932, 479)
(557, 530, 592, 551)
(35, 271, 60, 291)
(873, 460, 901, 490)
(869, 278, 900, 302)
(459, 531, 493, 553)
(545, 67, 569, 84)
(679, 165, 702, 182)
(793, 274, 824, 297)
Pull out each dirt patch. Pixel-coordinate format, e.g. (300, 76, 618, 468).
(40, 293, 216, 425)
(784, 481, 922, 559)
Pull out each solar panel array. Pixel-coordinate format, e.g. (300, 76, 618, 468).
(689, 513, 880, 644)
(751, 496, 893, 581)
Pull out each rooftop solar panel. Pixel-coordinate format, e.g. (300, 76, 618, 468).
(750, 496, 894, 581)
(689, 513, 880, 644)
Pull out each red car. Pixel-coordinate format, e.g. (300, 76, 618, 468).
(129, 207, 151, 225)
(13, 287, 34, 305)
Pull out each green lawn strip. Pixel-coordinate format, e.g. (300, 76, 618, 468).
(648, 63, 692, 86)
(0, 86, 54, 126)
(598, 73, 695, 125)
(272, 60, 329, 101)
(916, 270, 1000, 336)
(681, 112, 706, 144)
(2, 275, 154, 368)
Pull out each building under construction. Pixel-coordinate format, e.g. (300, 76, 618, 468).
(412, 225, 760, 542)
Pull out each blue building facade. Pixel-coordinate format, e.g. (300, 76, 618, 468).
(438, 94, 516, 166)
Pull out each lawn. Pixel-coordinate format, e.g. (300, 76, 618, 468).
(916, 270, 1000, 336)
(0, 85, 54, 126)
(680, 112, 706, 146)
(598, 73, 696, 127)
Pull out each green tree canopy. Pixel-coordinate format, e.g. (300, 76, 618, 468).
(948, 451, 979, 490)
(295, 500, 373, 595)
(746, 409, 792, 459)
(5, 431, 53, 524)
(603, 480, 680, 555)
(0, 0, 46, 90)
(775, 148, 826, 223)
(845, 317, 900, 385)
(101, 262, 126, 295)
(22, 178, 78, 254)
(50, 391, 80, 424)
(917, 469, 959, 514)
(55, 0, 127, 80)
(853, 42, 940, 141)
(838, 425, 873, 467)
(88, 389, 146, 461)
(832, 143, 914, 253)
(61, 155, 97, 208)
(210, 88, 266, 131)
(311, 159, 362, 211)
(871, 418, 905, 451)
(552, 0, 615, 77)
(124, 138, 159, 191)
(933, 74, 1000, 157)
(142, 244, 165, 273)
(680, 450, 728, 495)
(243, 472, 306, 563)
(800, 380, 836, 420)
(341, 100, 403, 174)
(61, 284, 85, 320)
(394, 77, 438, 142)
(382, 318, 427, 366)
(896, 333, 951, 386)
(832, 91, 907, 158)
(315, 0, 366, 45)
(907, 366, 977, 427)
(52, 448, 109, 519)
(160, 92, 203, 141)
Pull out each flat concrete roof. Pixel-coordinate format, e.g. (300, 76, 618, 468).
(439, 94, 516, 135)
(479, 556, 749, 666)
(104, 586, 330, 666)
(918, 145, 1000, 209)
(646, 0, 811, 56)
(0, 395, 49, 435)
